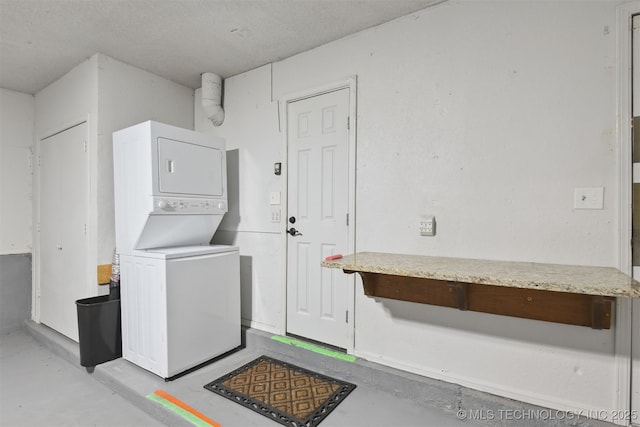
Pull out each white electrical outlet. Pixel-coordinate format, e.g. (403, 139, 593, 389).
(271, 207, 281, 223)
(420, 216, 436, 236)
(270, 192, 281, 205)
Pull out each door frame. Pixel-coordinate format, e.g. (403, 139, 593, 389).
(279, 76, 358, 353)
(32, 116, 92, 324)
(618, 2, 640, 422)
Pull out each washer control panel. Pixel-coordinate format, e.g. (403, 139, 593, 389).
(152, 197, 227, 214)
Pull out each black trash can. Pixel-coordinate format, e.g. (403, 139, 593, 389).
(76, 292, 122, 372)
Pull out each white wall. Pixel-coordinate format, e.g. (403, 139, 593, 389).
(0, 89, 34, 254)
(196, 65, 284, 332)
(197, 0, 627, 417)
(34, 56, 99, 138)
(34, 53, 193, 298)
(33, 55, 99, 304)
(275, 0, 618, 266)
(97, 54, 193, 265)
(0, 89, 34, 333)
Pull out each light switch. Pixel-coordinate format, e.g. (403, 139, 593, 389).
(574, 187, 604, 210)
(270, 192, 281, 205)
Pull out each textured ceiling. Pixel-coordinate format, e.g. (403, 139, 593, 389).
(0, 0, 444, 94)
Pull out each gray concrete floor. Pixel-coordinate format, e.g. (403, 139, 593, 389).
(0, 323, 614, 427)
(0, 329, 162, 426)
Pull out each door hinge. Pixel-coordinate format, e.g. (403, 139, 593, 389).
(37, 156, 41, 167)
(345, 310, 349, 323)
(83, 224, 87, 235)
(83, 140, 87, 153)
(36, 222, 41, 233)
(347, 116, 350, 130)
(346, 213, 349, 226)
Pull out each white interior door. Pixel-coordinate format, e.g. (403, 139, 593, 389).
(632, 14, 640, 423)
(39, 122, 88, 342)
(286, 88, 351, 348)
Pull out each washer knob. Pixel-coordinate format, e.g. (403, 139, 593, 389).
(157, 200, 169, 209)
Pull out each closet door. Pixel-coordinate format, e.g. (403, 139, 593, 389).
(39, 122, 88, 342)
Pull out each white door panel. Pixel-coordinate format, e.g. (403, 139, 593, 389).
(632, 14, 640, 423)
(39, 122, 88, 342)
(157, 138, 223, 196)
(166, 251, 240, 374)
(286, 88, 350, 348)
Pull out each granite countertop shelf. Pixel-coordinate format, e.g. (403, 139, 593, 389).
(322, 252, 640, 329)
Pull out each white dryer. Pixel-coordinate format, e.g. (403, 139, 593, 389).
(113, 120, 228, 254)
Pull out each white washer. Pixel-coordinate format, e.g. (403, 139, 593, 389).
(120, 245, 240, 379)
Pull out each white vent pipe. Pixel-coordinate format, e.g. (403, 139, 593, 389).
(201, 72, 224, 126)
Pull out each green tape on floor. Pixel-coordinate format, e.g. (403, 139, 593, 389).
(271, 335, 356, 362)
(146, 392, 211, 427)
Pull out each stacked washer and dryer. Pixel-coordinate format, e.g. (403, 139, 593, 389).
(113, 121, 240, 380)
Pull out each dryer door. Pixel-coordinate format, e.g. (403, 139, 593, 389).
(157, 137, 224, 196)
